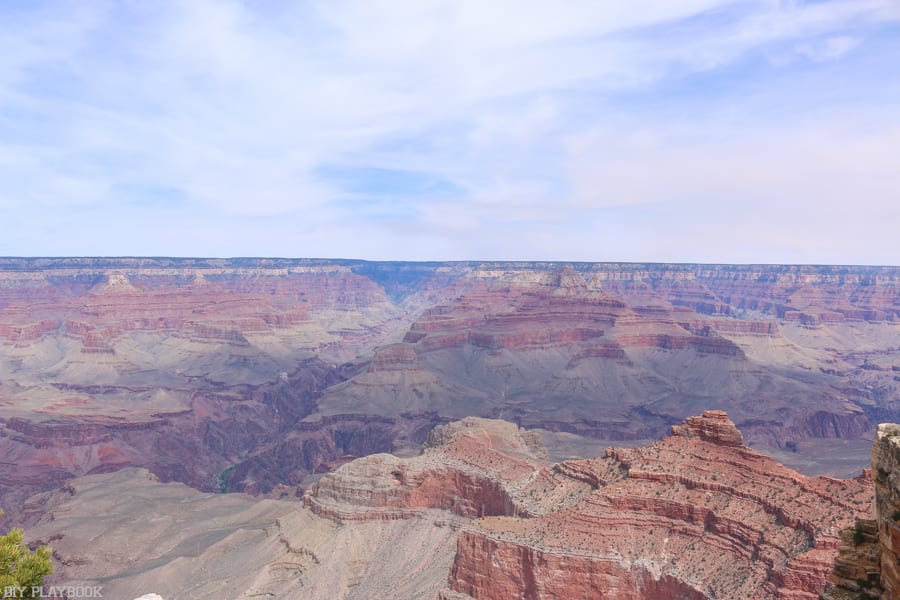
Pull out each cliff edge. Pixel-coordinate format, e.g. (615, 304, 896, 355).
(822, 423, 900, 599)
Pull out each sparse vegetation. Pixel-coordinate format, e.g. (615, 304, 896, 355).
(853, 521, 865, 545)
(0, 509, 54, 595)
(217, 464, 237, 493)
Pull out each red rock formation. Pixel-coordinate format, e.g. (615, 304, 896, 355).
(872, 424, 900, 598)
(305, 418, 554, 521)
(2, 258, 898, 528)
(305, 413, 872, 599)
(670, 409, 744, 446)
(320, 264, 872, 451)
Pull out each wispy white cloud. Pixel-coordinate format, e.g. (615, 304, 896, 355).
(793, 35, 861, 62)
(0, 0, 898, 261)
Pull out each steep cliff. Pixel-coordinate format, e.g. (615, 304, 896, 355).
(445, 411, 872, 600)
(819, 422, 900, 599)
(20, 413, 875, 599)
(872, 424, 900, 598)
(4, 259, 900, 525)
(825, 424, 900, 599)
(304, 412, 872, 599)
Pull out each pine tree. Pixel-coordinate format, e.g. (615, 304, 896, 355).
(0, 510, 54, 597)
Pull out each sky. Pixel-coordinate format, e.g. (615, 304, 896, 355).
(1, 0, 899, 263)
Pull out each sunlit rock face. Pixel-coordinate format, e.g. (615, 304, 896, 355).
(872, 425, 900, 598)
(3, 258, 900, 525)
(26, 414, 870, 599)
(440, 412, 872, 600)
(817, 424, 900, 599)
(305, 413, 871, 599)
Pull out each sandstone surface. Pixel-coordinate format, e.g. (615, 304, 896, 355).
(824, 423, 900, 598)
(442, 411, 872, 599)
(872, 424, 900, 598)
(24, 414, 873, 599)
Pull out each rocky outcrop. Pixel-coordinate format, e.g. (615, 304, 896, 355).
(305, 418, 559, 521)
(822, 517, 881, 598)
(873, 424, 900, 598)
(819, 424, 900, 599)
(670, 409, 744, 446)
(448, 412, 871, 599)
(304, 412, 872, 599)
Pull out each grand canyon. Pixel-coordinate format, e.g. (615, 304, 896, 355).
(4, 257, 900, 598)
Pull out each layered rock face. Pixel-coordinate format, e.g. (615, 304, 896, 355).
(306, 412, 871, 599)
(872, 425, 900, 598)
(317, 264, 879, 451)
(445, 411, 872, 599)
(25, 413, 871, 599)
(3, 258, 900, 525)
(826, 423, 900, 598)
(823, 517, 881, 597)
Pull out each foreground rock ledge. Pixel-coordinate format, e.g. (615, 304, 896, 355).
(25, 411, 871, 599)
(308, 411, 871, 599)
(822, 423, 900, 599)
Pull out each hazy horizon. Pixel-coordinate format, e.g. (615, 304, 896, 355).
(3, 255, 900, 268)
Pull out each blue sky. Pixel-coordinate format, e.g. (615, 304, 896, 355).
(1, 0, 898, 262)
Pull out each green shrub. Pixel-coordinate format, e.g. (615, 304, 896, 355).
(853, 521, 865, 545)
(0, 509, 54, 596)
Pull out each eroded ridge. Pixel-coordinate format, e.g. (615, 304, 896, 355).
(305, 411, 871, 599)
(304, 417, 580, 521)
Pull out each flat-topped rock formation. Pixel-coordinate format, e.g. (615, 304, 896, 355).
(671, 409, 745, 446)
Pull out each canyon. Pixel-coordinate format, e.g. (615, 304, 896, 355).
(21, 412, 873, 598)
(2, 258, 898, 519)
(2, 257, 900, 597)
